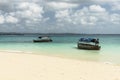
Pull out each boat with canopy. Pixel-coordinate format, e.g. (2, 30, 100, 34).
(77, 38, 101, 50)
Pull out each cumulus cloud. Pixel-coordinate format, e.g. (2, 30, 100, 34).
(0, 15, 5, 24)
(92, 0, 120, 2)
(0, 0, 120, 33)
(46, 2, 79, 10)
(0, 2, 46, 24)
(110, 14, 120, 24)
(55, 9, 70, 22)
(16, 2, 44, 21)
(0, 0, 42, 3)
(0, 11, 18, 24)
(55, 4, 120, 26)
(89, 5, 106, 12)
(46, 0, 120, 4)
(5, 15, 18, 23)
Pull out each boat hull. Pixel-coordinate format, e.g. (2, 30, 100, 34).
(77, 43, 101, 50)
(33, 39, 52, 42)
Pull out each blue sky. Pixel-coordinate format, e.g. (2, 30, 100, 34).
(0, 0, 120, 33)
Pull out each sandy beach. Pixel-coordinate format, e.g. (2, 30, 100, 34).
(0, 52, 120, 80)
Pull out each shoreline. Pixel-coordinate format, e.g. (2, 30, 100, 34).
(0, 51, 120, 80)
(0, 50, 120, 65)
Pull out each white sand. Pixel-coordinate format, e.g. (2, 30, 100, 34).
(0, 52, 120, 80)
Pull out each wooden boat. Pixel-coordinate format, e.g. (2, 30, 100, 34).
(33, 36, 52, 42)
(77, 38, 101, 50)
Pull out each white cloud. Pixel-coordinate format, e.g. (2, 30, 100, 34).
(45, 0, 120, 4)
(6, 15, 18, 23)
(0, 0, 42, 3)
(0, 1, 49, 26)
(55, 9, 70, 20)
(17, 2, 44, 21)
(0, 14, 18, 24)
(46, 2, 79, 10)
(89, 5, 106, 12)
(0, 15, 5, 24)
(110, 14, 120, 24)
(0, 0, 120, 33)
(92, 0, 120, 2)
(55, 9, 73, 24)
(0, 10, 18, 24)
(55, 4, 120, 26)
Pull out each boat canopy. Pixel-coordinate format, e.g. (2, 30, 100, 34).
(79, 38, 98, 43)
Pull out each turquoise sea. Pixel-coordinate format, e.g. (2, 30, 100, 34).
(0, 34, 120, 64)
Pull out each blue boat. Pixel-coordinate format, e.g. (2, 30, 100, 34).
(77, 38, 101, 50)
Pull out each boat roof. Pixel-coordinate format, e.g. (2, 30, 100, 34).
(79, 38, 98, 42)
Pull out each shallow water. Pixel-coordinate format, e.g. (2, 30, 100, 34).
(0, 34, 120, 64)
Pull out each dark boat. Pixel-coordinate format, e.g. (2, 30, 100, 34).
(77, 38, 101, 50)
(33, 36, 52, 42)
